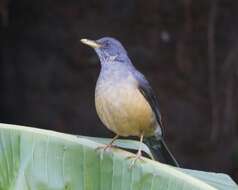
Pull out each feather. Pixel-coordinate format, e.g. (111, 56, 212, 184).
(133, 70, 164, 137)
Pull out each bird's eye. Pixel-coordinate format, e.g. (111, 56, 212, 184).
(104, 41, 110, 48)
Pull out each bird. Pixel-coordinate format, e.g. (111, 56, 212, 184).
(81, 37, 179, 167)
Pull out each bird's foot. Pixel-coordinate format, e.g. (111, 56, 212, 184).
(96, 143, 114, 152)
(96, 144, 114, 159)
(127, 151, 144, 169)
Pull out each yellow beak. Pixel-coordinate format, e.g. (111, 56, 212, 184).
(80, 38, 101, 48)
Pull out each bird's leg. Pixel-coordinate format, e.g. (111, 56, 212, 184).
(96, 134, 119, 159)
(96, 134, 119, 152)
(128, 133, 144, 169)
(104, 134, 119, 151)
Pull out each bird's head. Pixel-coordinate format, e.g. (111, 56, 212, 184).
(81, 37, 128, 64)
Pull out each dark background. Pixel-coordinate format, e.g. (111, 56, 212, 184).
(1, 0, 238, 182)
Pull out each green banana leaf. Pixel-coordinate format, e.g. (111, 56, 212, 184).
(0, 123, 237, 190)
(76, 136, 155, 160)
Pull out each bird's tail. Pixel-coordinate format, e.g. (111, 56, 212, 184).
(145, 136, 179, 167)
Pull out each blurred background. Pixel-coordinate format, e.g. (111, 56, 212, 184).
(0, 0, 238, 182)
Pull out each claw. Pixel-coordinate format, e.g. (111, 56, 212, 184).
(96, 143, 113, 152)
(96, 144, 114, 159)
(128, 151, 143, 169)
(95, 134, 119, 159)
(127, 133, 144, 169)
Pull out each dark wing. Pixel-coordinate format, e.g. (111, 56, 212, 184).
(133, 71, 164, 136)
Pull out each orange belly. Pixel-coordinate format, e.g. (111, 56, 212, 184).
(95, 84, 157, 137)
